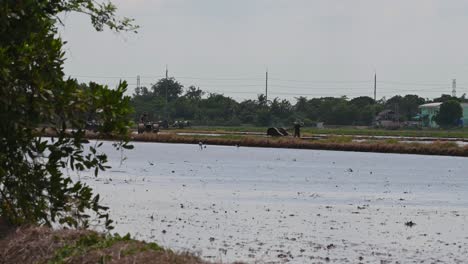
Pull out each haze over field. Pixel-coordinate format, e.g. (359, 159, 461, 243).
(60, 0, 468, 100)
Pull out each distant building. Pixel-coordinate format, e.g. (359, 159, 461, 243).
(375, 110, 400, 129)
(419, 102, 442, 128)
(419, 102, 468, 128)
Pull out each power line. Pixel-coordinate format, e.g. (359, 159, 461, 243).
(176, 76, 264, 81)
(129, 82, 461, 92)
(69, 73, 464, 86)
(128, 84, 465, 94)
(135, 83, 265, 87)
(79, 81, 462, 93)
(107, 81, 462, 91)
(68, 73, 466, 98)
(69, 73, 371, 83)
(138, 75, 264, 81)
(269, 78, 371, 84)
(67, 74, 137, 79)
(90, 82, 465, 94)
(379, 81, 448, 86)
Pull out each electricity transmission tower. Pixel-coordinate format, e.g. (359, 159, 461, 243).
(452, 79, 457, 97)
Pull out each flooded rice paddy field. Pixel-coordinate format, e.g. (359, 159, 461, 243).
(78, 142, 468, 263)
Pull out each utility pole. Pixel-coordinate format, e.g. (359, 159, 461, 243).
(374, 72, 377, 102)
(136, 75, 140, 89)
(372, 71, 378, 127)
(265, 70, 268, 103)
(165, 65, 169, 120)
(452, 79, 457, 97)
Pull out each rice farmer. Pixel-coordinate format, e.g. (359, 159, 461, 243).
(140, 112, 148, 124)
(293, 121, 303, 138)
(161, 119, 169, 129)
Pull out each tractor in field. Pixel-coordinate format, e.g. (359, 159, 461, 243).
(137, 112, 160, 134)
(85, 120, 100, 133)
(137, 122, 160, 134)
(158, 120, 169, 129)
(172, 120, 191, 129)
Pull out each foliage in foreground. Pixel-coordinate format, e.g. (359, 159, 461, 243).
(0, 1, 135, 228)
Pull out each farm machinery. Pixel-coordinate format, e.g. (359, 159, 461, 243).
(137, 122, 160, 134)
(171, 120, 191, 129)
(266, 127, 289, 137)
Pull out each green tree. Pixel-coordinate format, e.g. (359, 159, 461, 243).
(401, 95, 426, 120)
(134, 86, 151, 97)
(0, 0, 136, 228)
(151, 78, 184, 102)
(384, 95, 425, 121)
(434, 100, 462, 128)
(257, 94, 268, 107)
(256, 109, 272, 126)
(184, 85, 204, 101)
(270, 98, 293, 125)
(433, 94, 459, 103)
(198, 93, 238, 124)
(237, 99, 258, 124)
(350, 96, 375, 107)
(294, 96, 308, 113)
(349, 96, 376, 125)
(172, 97, 197, 120)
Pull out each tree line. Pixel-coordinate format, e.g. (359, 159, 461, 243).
(130, 77, 466, 127)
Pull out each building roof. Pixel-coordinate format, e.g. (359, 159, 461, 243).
(376, 109, 398, 121)
(419, 102, 442, 109)
(377, 109, 395, 115)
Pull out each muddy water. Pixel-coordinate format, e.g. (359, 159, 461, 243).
(80, 142, 468, 263)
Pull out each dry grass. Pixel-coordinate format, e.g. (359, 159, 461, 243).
(130, 133, 468, 157)
(316, 136, 354, 144)
(0, 226, 209, 264)
(40, 128, 468, 157)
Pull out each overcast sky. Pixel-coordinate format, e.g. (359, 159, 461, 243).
(60, 0, 468, 101)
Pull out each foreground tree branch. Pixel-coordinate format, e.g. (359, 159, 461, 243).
(0, 0, 136, 229)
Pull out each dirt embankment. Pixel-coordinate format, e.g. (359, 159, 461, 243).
(0, 224, 209, 264)
(131, 133, 468, 157)
(41, 129, 468, 157)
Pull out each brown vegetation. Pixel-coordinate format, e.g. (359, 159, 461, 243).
(41, 128, 468, 157)
(131, 133, 468, 157)
(0, 226, 207, 264)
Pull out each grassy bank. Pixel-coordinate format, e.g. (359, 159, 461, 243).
(42, 129, 468, 157)
(0, 226, 207, 264)
(182, 126, 468, 139)
(131, 133, 468, 157)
